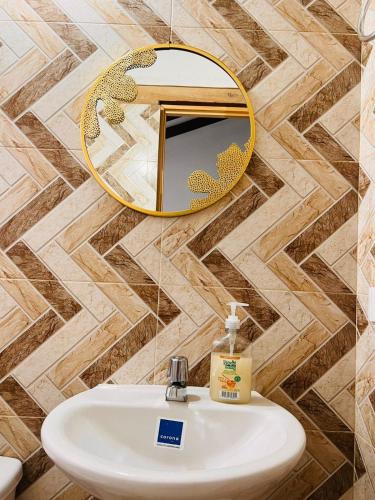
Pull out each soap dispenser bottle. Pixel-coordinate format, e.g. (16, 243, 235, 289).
(210, 302, 252, 404)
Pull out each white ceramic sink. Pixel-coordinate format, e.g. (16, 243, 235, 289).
(41, 385, 305, 500)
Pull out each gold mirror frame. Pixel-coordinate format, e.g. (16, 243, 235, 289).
(80, 43, 256, 217)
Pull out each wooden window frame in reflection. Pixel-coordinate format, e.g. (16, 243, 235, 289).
(156, 104, 249, 211)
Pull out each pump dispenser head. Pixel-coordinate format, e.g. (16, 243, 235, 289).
(225, 302, 249, 330)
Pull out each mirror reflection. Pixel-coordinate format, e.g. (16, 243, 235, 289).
(81, 45, 255, 216)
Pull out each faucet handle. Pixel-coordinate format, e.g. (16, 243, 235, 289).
(168, 356, 188, 385)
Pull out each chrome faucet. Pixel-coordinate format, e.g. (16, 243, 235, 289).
(165, 356, 188, 402)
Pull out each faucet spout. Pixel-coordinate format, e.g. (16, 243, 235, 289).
(165, 356, 188, 402)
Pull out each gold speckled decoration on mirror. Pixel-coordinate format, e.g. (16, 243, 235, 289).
(188, 139, 252, 210)
(82, 48, 157, 139)
(80, 44, 255, 216)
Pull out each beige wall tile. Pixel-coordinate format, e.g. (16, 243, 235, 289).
(252, 318, 298, 371)
(251, 58, 304, 112)
(0, 0, 65, 54)
(49, 312, 130, 389)
(252, 189, 332, 262)
(294, 160, 350, 200)
(0, 148, 25, 185)
(28, 376, 66, 413)
(267, 159, 316, 197)
(0, 47, 48, 100)
(257, 60, 335, 131)
(318, 215, 358, 265)
(0, 278, 48, 320)
(244, 0, 295, 29)
(219, 185, 300, 259)
(17, 466, 70, 500)
(336, 122, 360, 160)
(0, 402, 39, 459)
(261, 289, 313, 331)
(121, 216, 164, 256)
(153, 316, 223, 384)
(269, 253, 348, 332)
(331, 389, 355, 430)
(53, 482, 90, 500)
(157, 194, 231, 258)
(24, 179, 103, 252)
(57, 195, 122, 254)
(321, 85, 361, 134)
(235, 247, 289, 291)
(333, 253, 357, 292)
(171, 251, 247, 320)
(7, 147, 57, 187)
(0, 308, 30, 350)
(32, 50, 111, 121)
(272, 121, 321, 160)
(62, 378, 88, 399)
(0, 176, 40, 224)
(13, 310, 97, 387)
(39, 241, 115, 321)
(271, 31, 320, 69)
(314, 348, 355, 401)
(255, 122, 294, 159)
(47, 113, 81, 151)
(255, 321, 329, 394)
(0, 287, 16, 319)
(72, 244, 148, 323)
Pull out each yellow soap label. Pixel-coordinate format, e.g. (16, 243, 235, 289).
(218, 357, 241, 396)
(210, 352, 252, 403)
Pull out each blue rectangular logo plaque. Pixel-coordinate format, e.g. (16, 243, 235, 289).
(155, 417, 186, 449)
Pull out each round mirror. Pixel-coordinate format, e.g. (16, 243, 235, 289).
(81, 44, 255, 216)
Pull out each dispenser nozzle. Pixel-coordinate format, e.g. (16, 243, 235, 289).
(227, 302, 249, 317)
(225, 302, 249, 330)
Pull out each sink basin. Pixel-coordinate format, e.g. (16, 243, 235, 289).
(41, 385, 305, 500)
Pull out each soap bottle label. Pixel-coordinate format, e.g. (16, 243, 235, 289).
(218, 355, 241, 400)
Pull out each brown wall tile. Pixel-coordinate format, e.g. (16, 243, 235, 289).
(212, 0, 288, 66)
(332, 161, 359, 191)
(7, 242, 82, 320)
(269, 459, 327, 500)
(308, 461, 353, 499)
(2, 50, 79, 119)
(99, 245, 155, 285)
(117, 0, 178, 43)
(0, 310, 63, 379)
(246, 153, 284, 196)
(188, 186, 267, 259)
(237, 57, 271, 90)
(188, 353, 211, 386)
(0, 178, 72, 250)
(307, 0, 356, 34)
(298, 389, 351, 432)
(16, 112, 89, 188)
(301, 254, 356, 320)
(26, 0, 97, 59)
(90, 209, 146, 255)
(17, 448, 54, 495)
(304, 123, 355, 162)
(285, 190, 358, 263)
(289, 62, 360, 132)
(282, 323, 355, 399)
(80, 314, 157, 388)
(0, 376, 45, 418)
(202, 249, 280, 328)
(7, 241, 56, 281)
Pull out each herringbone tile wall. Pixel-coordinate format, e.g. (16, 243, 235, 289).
(0, 0, 370, 498)
(353, 34, 375, 498)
